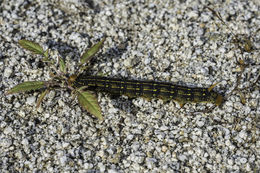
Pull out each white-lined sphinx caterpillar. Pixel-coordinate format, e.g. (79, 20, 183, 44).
(69, 75, 223, 107)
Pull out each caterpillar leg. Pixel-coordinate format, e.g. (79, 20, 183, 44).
(176, 100, 185, 108)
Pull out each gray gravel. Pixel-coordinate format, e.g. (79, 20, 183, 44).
(1, 0, 259, 172)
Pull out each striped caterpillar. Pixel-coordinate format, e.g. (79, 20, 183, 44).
(69, 75, 223, 107)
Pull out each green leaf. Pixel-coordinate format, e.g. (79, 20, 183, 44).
(77, 90, 103, 120)
(36, 89, 49, 108)
(7, 81, 45, 95)
(43, 49, 49, 59)
(19, 40, 45, 55)
(80, 37, 106, 65)
(58, 56, 66, 73)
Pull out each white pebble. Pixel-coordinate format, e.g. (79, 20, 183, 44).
(108, 107, 118, 114)
(60, 156, 67, 166)
(37, 14, 45, 20)
(58, 100, 65, 107)
(226, 51, 234, 58)
(4, 67, 12, 78)
(22, 138, 29, 146)
(188, 11, 198, 18)
(178, 154, 187, 161)
(244, 106, 251, 114)
(240, 157, 247, 164)
(4, 126, 13, 134)
(196, 120, 205, 127)
(105, 10, 112, 16)
(98, 163, 106, 172)
(62, 142, 70, 148)
(228, 159, 234, 165)
(161, 145, 168, 152)
(123, 58, 132, 67)
(0, 138, 12, 148)
(26, 96, 36, 105)
(146, 158, 157, 169)
(127, 134, 134, 140)
(108, 169, 117, 173)
(225, 101, 233, 107)
(234, 102, 243, 110)
(160, 126, 168, 131)
(216, 153, 222, 163)
(144, 58, 151, 65)
(84, 163, 93, 169)
(69, 32, 80, 41)
(15, 150, 23, 159)
(14, 102, 21, 108)
(239, 130, 247, 139)
(113, 63, 120, 69)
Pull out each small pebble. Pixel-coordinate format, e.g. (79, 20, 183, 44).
(4, 67, 12, 78)
(26, 96, 36, 105)
(240, 157, 247, 164)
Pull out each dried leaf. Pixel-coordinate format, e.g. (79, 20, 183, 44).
(77, 90, 103, 120)
(244, 39, 253, 52)
(36, 89, 49, 108)
(240, 93, 246, 105)
(7, 81, 45, 94)
(19, 40, 45, 55)
(205, 6, 225, 25)
(208, 82, 220, 92)
(80, 37, 106, 65)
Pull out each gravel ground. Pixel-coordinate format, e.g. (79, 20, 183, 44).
(1, 0, 259, 172)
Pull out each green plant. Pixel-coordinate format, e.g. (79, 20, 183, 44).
(7, 37, 106, 120)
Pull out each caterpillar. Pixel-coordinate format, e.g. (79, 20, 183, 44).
(70, 75, 223, 107)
